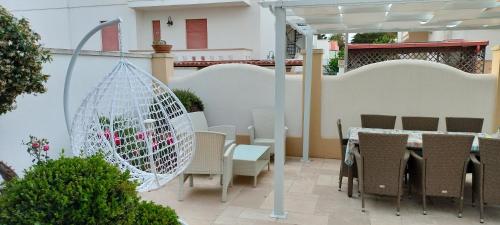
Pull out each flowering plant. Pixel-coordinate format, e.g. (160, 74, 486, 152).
(23, 135, 50, 164)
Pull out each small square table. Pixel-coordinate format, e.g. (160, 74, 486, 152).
(233, 144, 271, 187)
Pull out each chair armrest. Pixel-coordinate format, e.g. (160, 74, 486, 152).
(209, 125, 236, 141)
(284, 126, 289, 133)
(248, 125, 255, 144)
(470, 153, 480, 166)
(410, 150, 423, 162)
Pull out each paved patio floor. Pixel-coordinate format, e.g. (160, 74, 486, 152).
(140, 157, 500, 225)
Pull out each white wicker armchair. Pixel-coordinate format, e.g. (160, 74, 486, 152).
(189, 112, 236, 149)
(248, 108, 288, 156)
(178, 131, 235, 202)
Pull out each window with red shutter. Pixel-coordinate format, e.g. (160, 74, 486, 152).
(100, 21, 119, 51)
(152, 20, 161, 41)
(186, 19, 207, 49)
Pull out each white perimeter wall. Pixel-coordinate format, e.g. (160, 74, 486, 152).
(0, 0, 139, 51)
(169, 60, 497, 140)
(168, 64, 304, 137)
(0, 50, 151, 179)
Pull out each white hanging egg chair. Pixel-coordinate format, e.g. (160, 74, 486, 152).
(64, 19, 195, 192)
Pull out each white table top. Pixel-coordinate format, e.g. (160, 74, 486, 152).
(234, 145, 269, 161)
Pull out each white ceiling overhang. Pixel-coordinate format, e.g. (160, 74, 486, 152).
(260, 0, 500, 34)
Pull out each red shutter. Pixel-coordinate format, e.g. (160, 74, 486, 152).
(186, 19, 207, 49)
(152, 20, 161, 41)
(101, 21, 119, 51)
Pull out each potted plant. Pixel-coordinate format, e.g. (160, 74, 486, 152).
(152, 40, 172, 53)
(172, 89, 204, 113)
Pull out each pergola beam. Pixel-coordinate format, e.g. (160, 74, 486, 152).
(261, 0, 498, 8)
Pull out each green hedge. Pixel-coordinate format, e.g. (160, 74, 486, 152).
(173, 89, 204, 112)
(0, 155, 180, 225)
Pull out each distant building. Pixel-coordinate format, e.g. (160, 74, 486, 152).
(399, 30, 500, 73)
(0, 0, 277, 60)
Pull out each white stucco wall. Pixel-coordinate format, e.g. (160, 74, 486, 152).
(322, 60, 498, 138)
(0, 50, 151, 178)
(0, 0, 139, 51)
(168, 60, 497, 142)
(168, 64, 304, 137)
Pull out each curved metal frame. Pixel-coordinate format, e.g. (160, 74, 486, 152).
(63, 18, 123, 134)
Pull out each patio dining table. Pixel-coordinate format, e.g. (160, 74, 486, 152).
(344, 127, 493, 197)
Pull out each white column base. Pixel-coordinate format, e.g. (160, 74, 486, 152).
(270, 211, 288, 219)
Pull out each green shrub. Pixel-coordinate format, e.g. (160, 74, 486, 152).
(0, 155, 181, 225)
(0, 155, 137, 224)
(0, 6, 52, 115)
(135, 201, 181, 225)
(173, 89, 204, 112)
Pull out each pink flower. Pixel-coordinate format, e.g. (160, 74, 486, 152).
(136, 132, 145, 140)
(166, 133, 174, 145)
(32, 142, 40, 148)
(114, 137, 121, 145)
(43, 144, 49, 151)
(104, 129, 111, 140)
(152, 141, 158, 152)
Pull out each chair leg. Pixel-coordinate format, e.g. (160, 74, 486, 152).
(458, 196, 464, 218)
(189, 175, 194, 187)
(222, 175, 229, 202)
(480, 194, 484, 223)
(220, 175, 223, 186)
(472, 174, 476, 207)
(178, 174, 185, 201)
(422, 194, 427, 215)
(338, 171, 343, 191)
(396, 193, 401, 216)
(361, 190, 365, 213)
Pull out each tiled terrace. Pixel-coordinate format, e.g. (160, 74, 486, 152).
(141, 157, 500, 225)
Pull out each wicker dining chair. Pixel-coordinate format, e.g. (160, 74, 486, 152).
(337, 119, 357, 191)
(445, 117, 484, 133)
(409, 134, 474, 217)
(402, 116, 439, 131)
(353, 133, 409, 216)
(361, 114, 397, 129)
(471, 138, 500, 223)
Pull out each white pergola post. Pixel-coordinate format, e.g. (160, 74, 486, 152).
(301, 31, 313, 162)
(271, 5, 287, 219)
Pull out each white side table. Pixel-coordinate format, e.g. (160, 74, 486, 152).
(233, 144, 271, 187)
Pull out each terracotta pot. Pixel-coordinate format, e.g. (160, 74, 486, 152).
(152, 44, 172, 53)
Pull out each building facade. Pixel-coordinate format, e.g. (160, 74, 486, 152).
(0, 0, 276, 60)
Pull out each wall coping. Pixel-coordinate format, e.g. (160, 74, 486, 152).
(48, 48, 152, 59)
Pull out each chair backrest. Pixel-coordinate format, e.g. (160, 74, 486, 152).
(252, 108, 275, 139)
(445, 117, 483, 133)
(402, 116, 439, 131)
(361, 114, 397, 129)
(189, 111, 209, 131)
(422, 134, 474, 197)
(358, 133, 408, 196)
(185, 131, 226, 174)
(478, 138, 500, 204)
(337, 119, 346, 161)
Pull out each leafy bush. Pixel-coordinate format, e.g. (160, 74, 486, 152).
(0, 6, 52, 115)
(0, 155, 180, 225)
(135, 201, 181, 225)
(173, 89, 204, 112)
(324, 57, 340, 75)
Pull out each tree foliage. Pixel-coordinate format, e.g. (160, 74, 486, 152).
(351, 32, 397, 44)
(0, 5, 51, 115)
